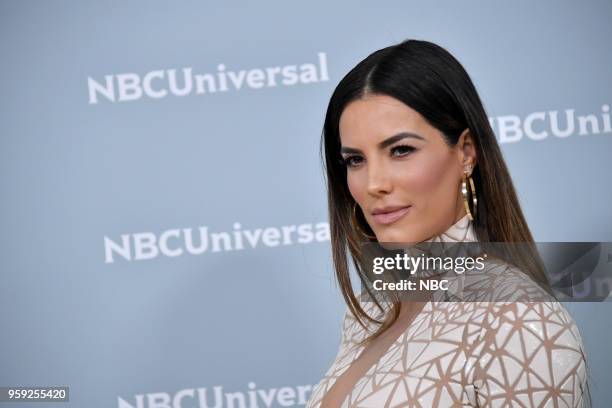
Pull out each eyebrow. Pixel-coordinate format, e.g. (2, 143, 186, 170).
(340, 132, 425, 154)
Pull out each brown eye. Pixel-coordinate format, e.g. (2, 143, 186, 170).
(342, 155, 364, 168)
(391, 144, 416, 157)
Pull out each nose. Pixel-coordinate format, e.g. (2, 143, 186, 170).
(366, 158, 392, 197)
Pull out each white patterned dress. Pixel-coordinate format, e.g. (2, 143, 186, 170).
(306, 215, 588, 408)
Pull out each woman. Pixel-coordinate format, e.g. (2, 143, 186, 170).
(306, 39, 590, 407)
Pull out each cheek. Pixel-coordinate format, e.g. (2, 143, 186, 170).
(400, 154, 458, 202)
(346, 172, 365, 202)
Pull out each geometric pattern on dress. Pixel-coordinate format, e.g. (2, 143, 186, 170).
(306, 215, 588, 407)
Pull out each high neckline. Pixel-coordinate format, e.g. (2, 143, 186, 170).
(361, 213, 480, 306)
(424, 213, 478, 244)
(399, 213, 479, 280)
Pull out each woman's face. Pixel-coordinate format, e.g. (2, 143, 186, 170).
(339, 94, 476, 243)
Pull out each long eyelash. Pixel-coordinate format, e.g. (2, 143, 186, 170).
(391, 144, 416, 155)
(340, 145, 415, 167)
(340, 156, 360, 167)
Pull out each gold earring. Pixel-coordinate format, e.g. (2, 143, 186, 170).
(461, 167, 477, 221)
(352, 203, 376, 239)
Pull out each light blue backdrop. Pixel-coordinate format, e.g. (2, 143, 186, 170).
(1, 0, 611, 406)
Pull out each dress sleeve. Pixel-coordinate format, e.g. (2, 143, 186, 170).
(470, 301, 588, 407)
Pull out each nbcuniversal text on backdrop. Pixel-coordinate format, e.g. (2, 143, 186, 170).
(117, 382, 313, 408)
(86, 51, 610, 144)
(104, 221, 330, 264)
(87, 52, 330, 104)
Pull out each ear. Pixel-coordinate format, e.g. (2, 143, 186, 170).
(457, 128, 477, 174)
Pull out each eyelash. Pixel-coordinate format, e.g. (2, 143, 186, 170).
(341, 144, 416, 168)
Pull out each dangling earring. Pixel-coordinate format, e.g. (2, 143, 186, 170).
(461, 165, 477, 221)
(351, 203, 376, 239)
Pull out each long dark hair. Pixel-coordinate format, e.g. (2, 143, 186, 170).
(320, 39, 591, 407)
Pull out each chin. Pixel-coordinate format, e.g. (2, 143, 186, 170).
(376, 229, 417, 244)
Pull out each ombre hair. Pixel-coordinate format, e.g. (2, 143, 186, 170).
(320, 39, 554, 342)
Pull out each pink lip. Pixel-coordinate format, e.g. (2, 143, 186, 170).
(371, 206, 411, 225)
